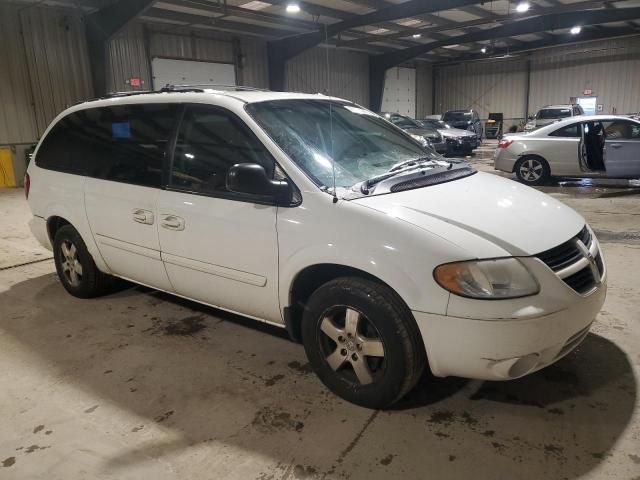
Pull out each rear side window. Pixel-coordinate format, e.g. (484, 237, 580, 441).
(602, 120, 640, 140)
(170, 105, 273, 196)
(549, 124, 580, 138)
(537, 108, 572, 120)
(36, 104, 177, 187)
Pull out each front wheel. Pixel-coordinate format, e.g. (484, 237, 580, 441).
(301, 277, 425, 409)
(515, 156, 550, 185)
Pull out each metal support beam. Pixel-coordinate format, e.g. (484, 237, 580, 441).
(368, 8, 640, 114)
(85, 0, 157, 96)
(267, 0, 487, 90)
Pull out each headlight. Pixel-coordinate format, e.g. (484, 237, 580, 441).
(434, 258, 539, 299)
(410, 134, 429, 147)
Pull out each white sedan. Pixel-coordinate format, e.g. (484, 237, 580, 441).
(495, 115, 640, 185)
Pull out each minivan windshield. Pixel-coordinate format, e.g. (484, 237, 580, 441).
(246, 100, 441, 190)
(537, 108, 572, 120)
(443, 111, 471, 122)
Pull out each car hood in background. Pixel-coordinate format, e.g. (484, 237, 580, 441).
(445, 120, 472, 129)
(438, 127, 475, 138)
(402, 127, 441, 139)
(352, 172, 584, 256)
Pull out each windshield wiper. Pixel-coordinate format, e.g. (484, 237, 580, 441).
(358, 157, 452, 194)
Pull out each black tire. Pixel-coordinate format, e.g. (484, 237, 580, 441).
(301, 277, 426, 409)
(53, 224, 113, 298)
(515, 156, 551, 186)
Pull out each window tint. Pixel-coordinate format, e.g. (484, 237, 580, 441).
(36, 104, 177, 187)
(170, 106, 273, 195)
(537, 108, 572, 120)
(549, 124, 580, 138)
(602, 120, 640, 140)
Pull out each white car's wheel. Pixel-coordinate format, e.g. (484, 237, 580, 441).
(515, 156, 550, 185)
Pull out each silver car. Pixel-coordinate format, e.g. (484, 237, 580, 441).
(420, 119, 480, 155)
(495, 115, 640, 185)
(524, 104, 584, 132)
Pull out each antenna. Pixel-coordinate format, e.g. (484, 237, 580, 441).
(324, 23, 338, 204)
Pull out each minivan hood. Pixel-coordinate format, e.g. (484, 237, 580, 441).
(446, 120, 471, 129)
(439, 128, 475, 138)
(352, 172, 584, 256)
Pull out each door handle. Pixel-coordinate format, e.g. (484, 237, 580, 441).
(610, 143, 623, 149)
(132, 208, 154, 225)
(161, 214, 185, 231)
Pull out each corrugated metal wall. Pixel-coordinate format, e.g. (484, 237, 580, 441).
(435, 58, 528, 121)
(529, 36, 640, 115)
(0, 3, 91, 144)
(240, 38, 269, 89)
(20, 5, 93, 135)
(107, 23, 152, 93)
(416, 62, 433, 118)
(0, 3, 38, 145)
(286, 47, 370, 107)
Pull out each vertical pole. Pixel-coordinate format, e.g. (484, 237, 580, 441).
(524, 57, 531, 120)
(431, 66, 437, 115)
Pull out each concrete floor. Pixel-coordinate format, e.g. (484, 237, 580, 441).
(1, 144, 639, 479)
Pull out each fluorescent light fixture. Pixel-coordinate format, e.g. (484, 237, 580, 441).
(396, 18, 421, 26)
(412, 33, 422, 38)
(570, 25, 582, 34)
(239, 1, 270, 10)
(515, 2, 530, 13)
(369, 27, 391, 34)
(286, 3, 300, 13)
(481, 46, 487, 53)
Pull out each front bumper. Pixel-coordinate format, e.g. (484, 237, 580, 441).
(413, 262, 607, 381)
(445, 137, 478, 153)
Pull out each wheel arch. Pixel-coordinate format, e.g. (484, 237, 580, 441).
(284, 263, 416, 343)
(514, 153, 549, 173)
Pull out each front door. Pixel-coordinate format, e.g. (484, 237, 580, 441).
(82, 103, 178, 291)
(602, 119, 640, 178)
(157, 104, 281, 323)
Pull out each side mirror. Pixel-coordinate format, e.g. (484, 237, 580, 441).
(528, 115, 534, 120)
(226, 163, 292, 205)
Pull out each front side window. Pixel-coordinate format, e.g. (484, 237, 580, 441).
(246, 100, 437, 189)
(170, 105, 274, 195)
(601, 120, 640, 140)
(37, 104, 177, 187)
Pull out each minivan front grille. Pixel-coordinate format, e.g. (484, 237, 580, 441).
(535, 226, 603, 295)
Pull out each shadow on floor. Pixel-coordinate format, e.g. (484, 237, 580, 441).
(1, 273, 636, 479)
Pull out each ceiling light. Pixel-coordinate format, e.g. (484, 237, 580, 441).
(370, 27, 391, 35)
(286, 3, 300, 13)
(396, 18, 421, 27)
(570, 25, 582, 34)
(481, 47, 487, 53)
(412, 33, 422, 38)
(515, 2, 530, 13)
(240, 1, 271, 10)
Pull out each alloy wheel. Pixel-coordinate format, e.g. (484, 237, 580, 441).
(318, 307, 385, 385)
(519, 158, 543, 182)
(60, 240, 83, 287)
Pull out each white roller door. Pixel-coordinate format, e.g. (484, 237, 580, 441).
(151, 58, 236, 90)
(381, 67, 416, 117)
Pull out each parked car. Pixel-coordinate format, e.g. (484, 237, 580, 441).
(26, 89, 606, 409)
(419, 118, 479, 155)
(442, 109, 483, 138)
(495, 115, 640, 185)
(524, 104, 584, 132)
(381, 112, 446, 153)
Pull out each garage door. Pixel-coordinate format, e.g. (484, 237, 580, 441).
(381, 67, 416, 117)
(151, 58, 236, 90)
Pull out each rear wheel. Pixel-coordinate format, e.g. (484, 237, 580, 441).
(53, 225, 113, 298)
(301, 277, 425, 409)
(515, 156, 550, 185)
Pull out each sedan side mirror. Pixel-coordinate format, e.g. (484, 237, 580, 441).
(226, 163, 292, 205)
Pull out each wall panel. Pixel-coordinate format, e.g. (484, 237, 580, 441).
(240, 38, 269, 89)
(435, 58, 528, 121)
(0, 4, 38, 145)
(416, 62, 433, 118)
(107, 23, 152, 93)
(529, 36, 640, 115)
(286, 47, 370, 107)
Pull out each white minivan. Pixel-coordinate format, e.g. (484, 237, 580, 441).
(26, 88, 607, 408)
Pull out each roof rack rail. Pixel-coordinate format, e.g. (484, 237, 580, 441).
(101, 90, 156, 99)
(161, 84, 270, 92)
